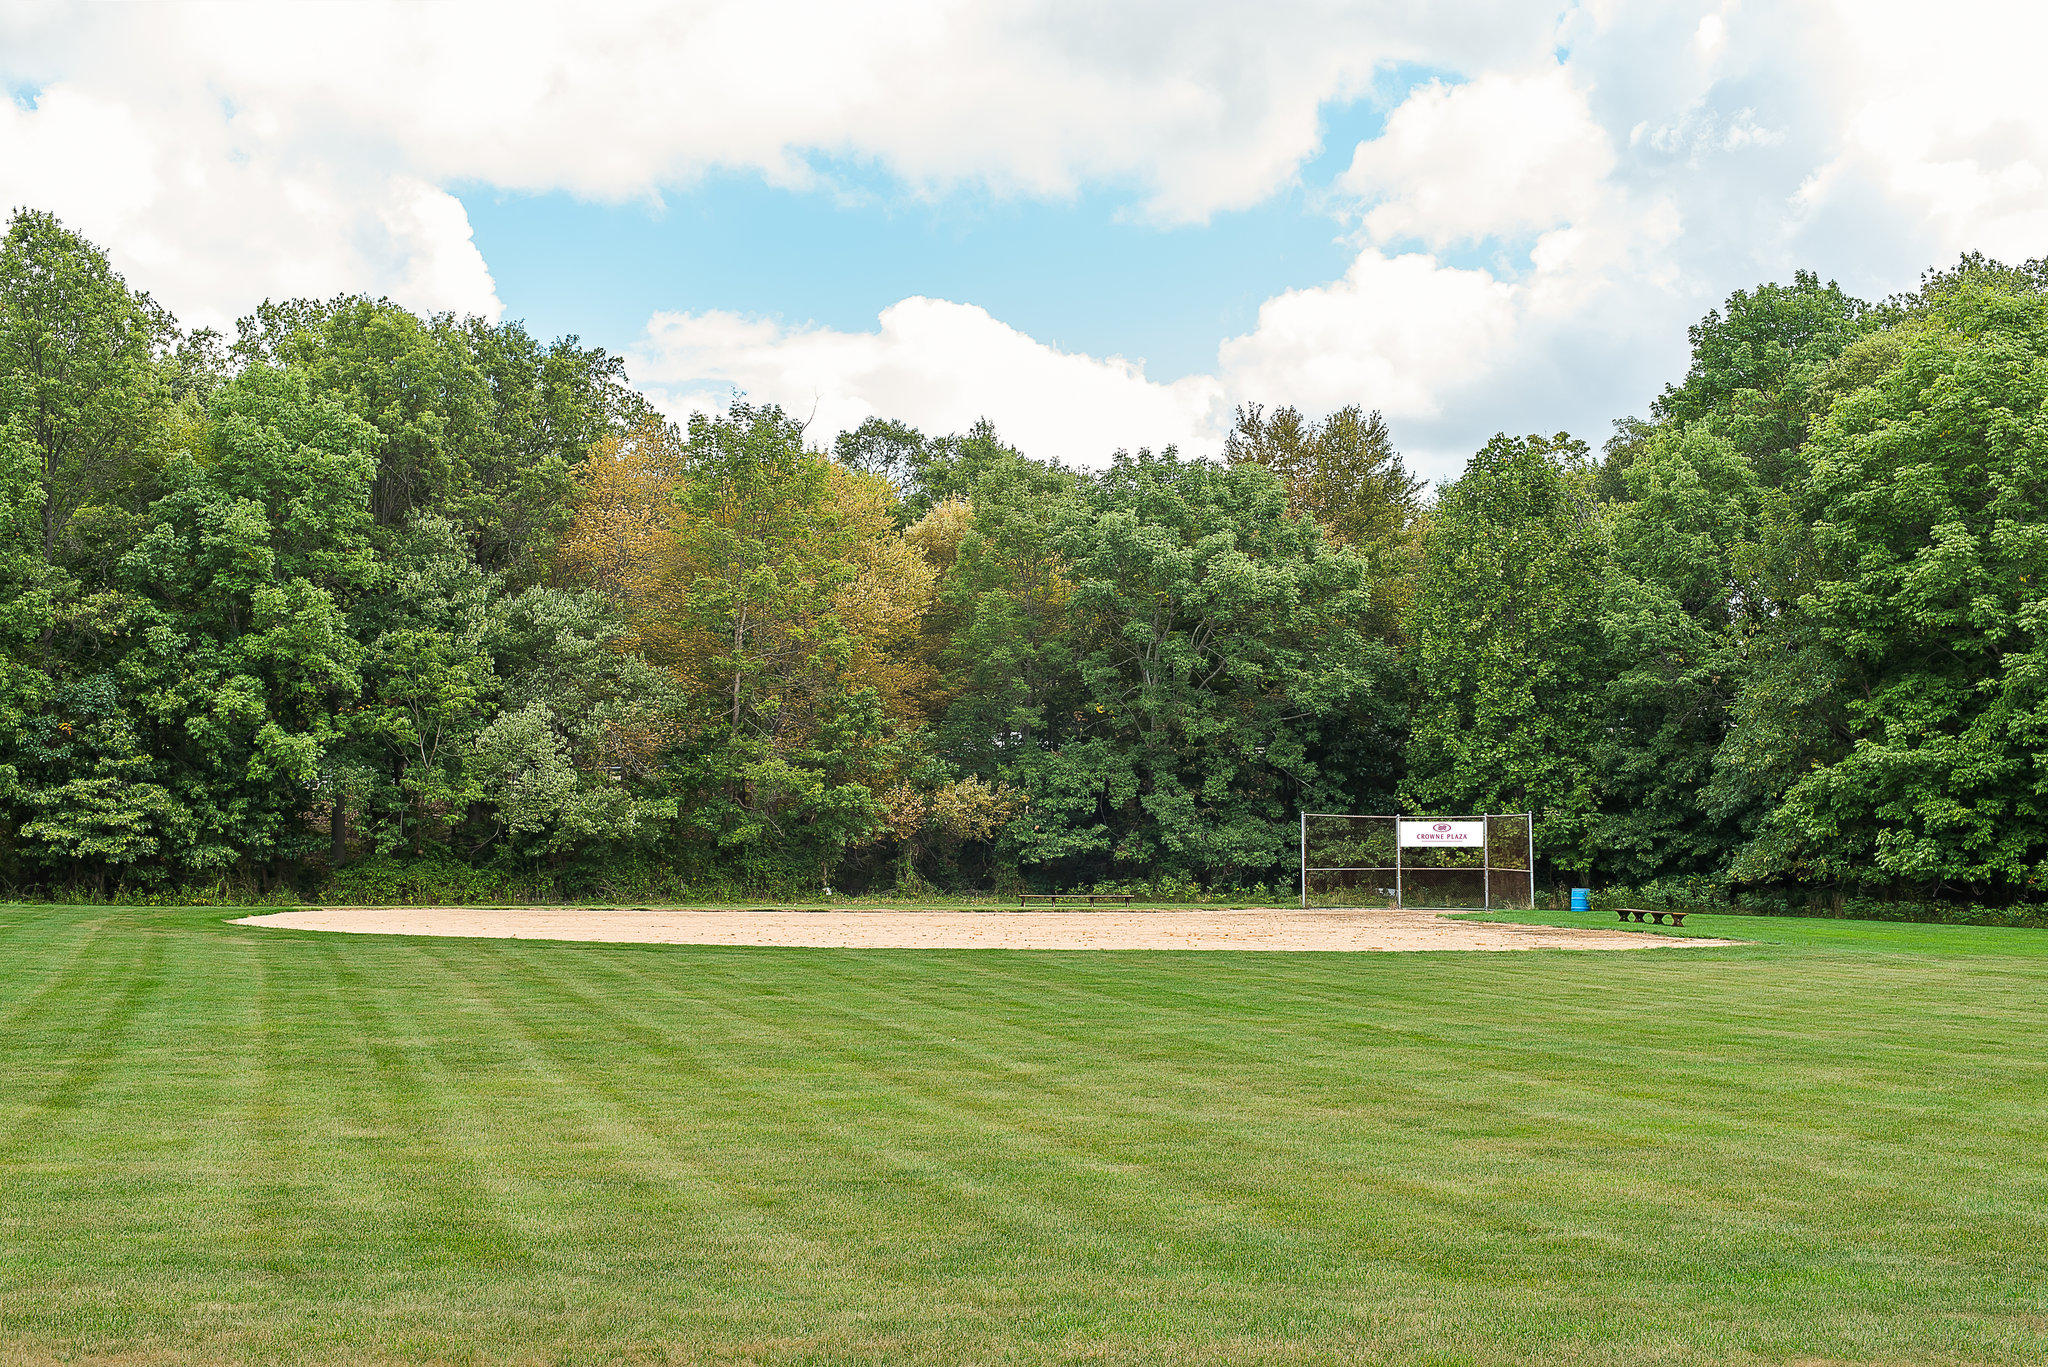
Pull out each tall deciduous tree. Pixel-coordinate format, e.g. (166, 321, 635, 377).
(1653, 270, 1868, 487)
(237, 296, 492, 531)
(1006, 448, 1398, 886)
(924, 450, 1080, 780)
(24, 367, 383, 886)
(1595, 424, 1763, 881)
(238, 296, 644, 575)
(1226, 402, 1424, 637)
(0, 208, 169, 561)
(832, 416, 927, 503)
(459, 318, 650, 576)
(1717, 279, 2048, 894)
(1404, 433, 1607, 874)
(1225, 403, 1423, 553)
(563, 403, 911, 878)
(0, 417, 53, 881)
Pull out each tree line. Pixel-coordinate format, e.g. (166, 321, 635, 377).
(3, 207, 2045, 908)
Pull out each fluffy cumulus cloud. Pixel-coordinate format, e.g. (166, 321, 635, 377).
(617, 0, 2048, 478)
(633, 298, 1227, 465)
(0, 64, 500, 328)
(5, 1, 2048, 475)
(1337, 65, 1616, 248)
(1214, 0, 2048, 471)
(63, 2, 1557, 221)
(0, 0, 1554, 320)
(1218, 250, 1520, 420)
(1791, 0, 2048, 269)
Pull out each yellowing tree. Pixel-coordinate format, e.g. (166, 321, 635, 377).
(556, 402, 940, 877)
(829, 466, 939, 727)
(553, 416, 682, 604)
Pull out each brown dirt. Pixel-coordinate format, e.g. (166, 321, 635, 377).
(233, 905, 1734, 953)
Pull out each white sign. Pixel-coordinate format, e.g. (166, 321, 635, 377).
(1399, 819, 1486, 848)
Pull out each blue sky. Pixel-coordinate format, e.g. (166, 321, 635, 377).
(3, 2, 2044, 479)
(462, 173, 1348, 386)
(459, 94, 1405, 384)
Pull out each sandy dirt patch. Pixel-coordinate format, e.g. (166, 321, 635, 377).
(234, 905, 1733, 953)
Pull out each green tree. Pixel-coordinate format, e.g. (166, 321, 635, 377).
(471, 586, 679, 859)
(237, 298, 644, 575)
(342, 515, 499, 858)
(237, 296, 493, 531)
(0, 417, 55, 882)
(1888, 251, 2048, 314)
(925, 449, 1082, 782)
(1225, 403, 1424, 552)
(1404, 433, 1607, 874)
(1595, 424, 1763, 881)
(28, 367, 384, 887)
(13, 672, 178, 892)
(1226, 403, 1424, 638)
(1006, 448, 1399, 887)
(460, 318, 650, 576)
(832, 416, 927, 502)
(1654, 270, 1869, 487)
(895, 418, 1043, 520)
(605, 404, 902, 880)
(1716, 280, 2048, 895)
(0, 208, 170, 562)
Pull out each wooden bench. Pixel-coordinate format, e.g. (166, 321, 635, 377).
(1019, 893, 1135, 907)
(1616, 908, 1691, 927)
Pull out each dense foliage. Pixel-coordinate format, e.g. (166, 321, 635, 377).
(3, 207, 2045, 904)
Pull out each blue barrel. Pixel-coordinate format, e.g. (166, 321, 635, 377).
(1570, 888, 1591, 914)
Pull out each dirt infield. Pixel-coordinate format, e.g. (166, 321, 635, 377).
(234, 905, 1733, 952)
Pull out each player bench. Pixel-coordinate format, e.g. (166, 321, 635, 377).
(1616, 908, 1691, 927)
(1019, 893, 1135, 907)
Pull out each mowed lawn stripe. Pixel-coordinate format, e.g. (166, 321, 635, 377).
(0, 914, 163, 1153)
(0, 906, 124, 1035)
(452, 942, 2048, 1360)
(406, 937, 906, 1326)
(495, 941, 1229, 1349)
(4, 913, 255, 1350)
(539, 946, 1428, 1350)
(1, 905, 2046, 1364)
(352, 933, 893, 1354)
(575, 948, 1303, 1293)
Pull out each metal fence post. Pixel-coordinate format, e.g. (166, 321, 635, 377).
(1299, 810, 1306, 909)
(1394, 813, 1403, 909)
(1525, 812, 1535, 910)
(1484, 813, 1492, 911)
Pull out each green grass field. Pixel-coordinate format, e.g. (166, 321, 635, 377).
(3, 904, 2045, 1365)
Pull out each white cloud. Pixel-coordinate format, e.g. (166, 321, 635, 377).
(4, 2, 1564, 224)
(632, 298, 1228, 466)
(8, 0, 2048, 487)
(0, 0, 1564, 331)
(1791, 0, 2048, 268)
(0, 83, 500, 328)
(1338, 66, 1616, 247)
(1284, 44, 1691, 473)
(1693, 13, 1727, 59)
(1211, 206, 1686, 476)
(1217, 250, 1518, 420)
(617, 12, 1693, 482)
(625, 192, 1692, 483)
